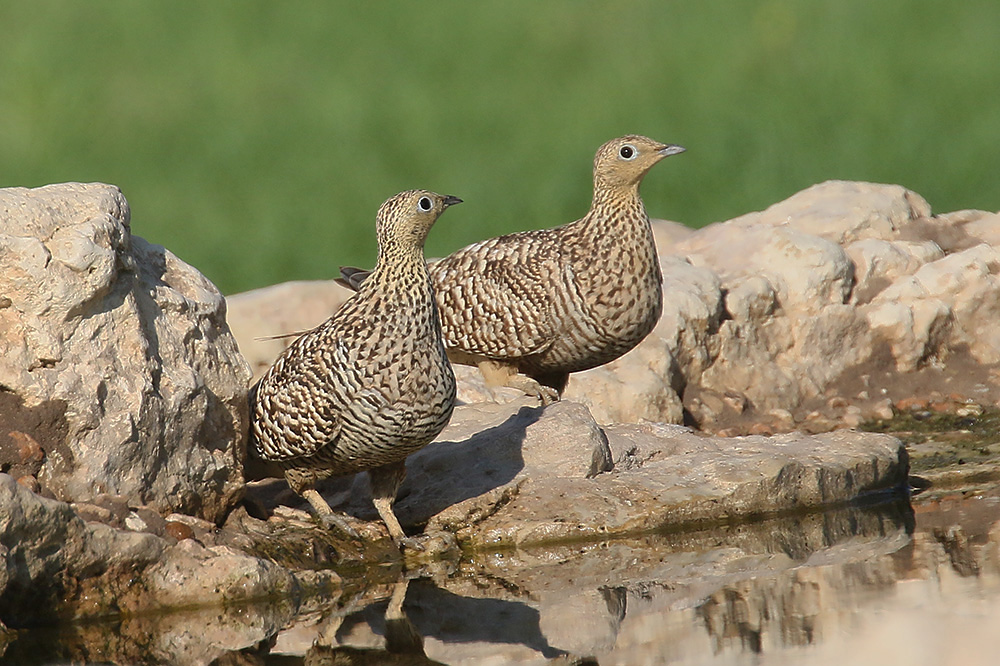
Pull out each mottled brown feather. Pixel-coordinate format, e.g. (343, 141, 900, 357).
(338, 137, 683, 404)
(249, 190, 460, 546)
(431, 135, 683, 400)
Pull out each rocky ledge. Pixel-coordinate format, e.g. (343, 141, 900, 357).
(4, 179, 997, 629)
(0, 397, 906, 625)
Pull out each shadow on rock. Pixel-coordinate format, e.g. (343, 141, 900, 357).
(389, 406, 540, 527)
(242, 403, 541, 538)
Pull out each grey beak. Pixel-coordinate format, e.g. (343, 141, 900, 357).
(657, 144, 686, 157)
(442, 195, 463, 207)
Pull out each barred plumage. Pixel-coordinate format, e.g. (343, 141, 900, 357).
(249, 190, 460, 548)
(428, 136, 683, 403)
(338, 137, 683, 404)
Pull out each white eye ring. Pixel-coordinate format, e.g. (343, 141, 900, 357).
(418, 196, 433, 211)
(619, 144, 638, 161)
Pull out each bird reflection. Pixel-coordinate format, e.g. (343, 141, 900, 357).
(303, 580, 445, 665)
(209, 577, 600, 666)
(334, 577, 567, 660)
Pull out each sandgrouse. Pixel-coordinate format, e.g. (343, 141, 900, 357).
(249, 190, 460, 549)
(340, 135, 683, 404)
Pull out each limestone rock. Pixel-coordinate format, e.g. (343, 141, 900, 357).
(340, 399, 615, 539)
(566, 180, 1000, 427)
(650, 217, 696, 248)
(144, 539, 301, 608)
(0, 472, 339, 629)
(683, 225, 856, 313)
(717, 179, 932, 245)
(845, 238, 944, 304)
(0, 473, 165, 623)
(777, 179, 932, 242)
(948, 209, 1000, 247)
(361, 401, 907, 550)
(0, 183, 251, 522)
(867, 243, 1000, 365)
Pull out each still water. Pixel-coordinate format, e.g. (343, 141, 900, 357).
(6, 490, 1000, 665)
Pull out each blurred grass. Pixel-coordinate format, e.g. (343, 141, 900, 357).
(1, 1, 998, 294)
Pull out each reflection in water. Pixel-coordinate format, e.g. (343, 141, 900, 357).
(299, 581, 447, 665)
(7, 493, 1000, 665)
(337, 579, 565, 659)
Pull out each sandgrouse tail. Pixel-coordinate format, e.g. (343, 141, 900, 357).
(250, 190, 460, 549)
(340, 135, 683, 404)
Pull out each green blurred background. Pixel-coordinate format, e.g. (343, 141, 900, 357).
(2, 2, 998, 295)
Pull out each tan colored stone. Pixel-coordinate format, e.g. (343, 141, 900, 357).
(364, 401, 908, 550)
(0, 183, 250, 522)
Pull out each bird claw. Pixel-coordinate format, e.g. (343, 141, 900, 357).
(504, 373, 561, 406)
(537, 386, 560, 406)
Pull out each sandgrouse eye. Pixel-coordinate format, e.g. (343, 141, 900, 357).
(418, 196, 433, 211)
(619, 145, 636, 160)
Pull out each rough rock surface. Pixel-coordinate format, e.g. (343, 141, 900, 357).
(0, 183, 251, 521)
(8, 178, 1000, 666)
(0, 394, 908, 630)
(0, 472, 339, 628)
(567, 180, 1000, 430)
(23, 489, 998, 665)
(313, 399, 907, 550)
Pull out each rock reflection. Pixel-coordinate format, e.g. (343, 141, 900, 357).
(9, 493, 1000, 665)
(1, 596, 300, 666)
(444, 498, 916, 661)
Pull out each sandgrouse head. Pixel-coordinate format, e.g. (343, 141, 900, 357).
(593, 135, 685, 190)
(375, 189, 462, 252)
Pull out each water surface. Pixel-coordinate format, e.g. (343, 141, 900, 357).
(6, 491, 1000, 665)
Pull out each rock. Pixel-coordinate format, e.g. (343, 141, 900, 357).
(144, 540, 302, 608)
(871, 243, 1000, 365)
(0, 392, 68, 482)
(0, 472, 340, 628)
(870, 398, 895, 421)
(164, 520, 194, 542)
(0, 183, 251, 522)
(430, 500, 914, 664)
(720, 179, 932, 245)
(567, 181, 1000, 428)
(356, 401, 908, 550)
(866, 240, 1000, 371)
(16, 480, 999, 665)
(900, 208, 1000, 253)
(845, 238, 944, 304)
(367, 399, 615, 540)
(650, 217, 696, 248)
(127, 506, 169, 536)
(0, 473, 165, 623)
(676, 180, 925, 249)
(684, 225, 856, 313)
(949, 210, 1000, 247)
(0, 400, 907, 634)
(863, 298, 952, 372)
